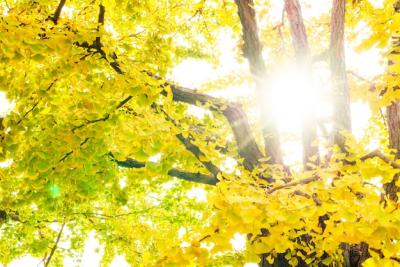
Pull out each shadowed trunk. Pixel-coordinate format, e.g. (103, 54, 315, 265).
(384, 1, 400, 202)
(330, 1, 371, 266)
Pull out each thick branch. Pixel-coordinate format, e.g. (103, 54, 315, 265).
(0, 210, 20, 223)
(115, 158, 217, 185)
(175, 133, 220, 177)
(154, 104, 221, 177)
(234, 0, 282, 164)
(359, 149, 400, 169)
(164, 83, 263, 170)
(98, 5, 105, 25)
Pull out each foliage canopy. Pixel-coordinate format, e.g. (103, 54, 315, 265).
(0, 0, 400, 266)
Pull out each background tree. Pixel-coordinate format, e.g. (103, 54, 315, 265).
(0, 0, 399, 266)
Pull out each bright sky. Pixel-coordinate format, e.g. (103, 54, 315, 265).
(0, 0, 386, 266)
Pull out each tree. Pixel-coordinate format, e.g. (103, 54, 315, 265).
(0, 0, 399, 266)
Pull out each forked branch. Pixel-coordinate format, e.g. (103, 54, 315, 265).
(163, 82, 263, 170)
(71, 8, 263, 171)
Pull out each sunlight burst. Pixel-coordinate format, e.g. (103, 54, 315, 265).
(266, 65, 324, 133)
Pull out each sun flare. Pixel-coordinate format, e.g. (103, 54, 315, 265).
(1, 0, 399, 266)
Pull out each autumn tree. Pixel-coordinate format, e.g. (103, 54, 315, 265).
(0, 0, 399, 266)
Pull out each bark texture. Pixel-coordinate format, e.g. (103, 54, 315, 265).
(330, 0, 351, 150)
(284, 0, 310, 60)
(329, 2, 366, 266)
(384, 2, 400, 201)
(234, 0, 283, 165)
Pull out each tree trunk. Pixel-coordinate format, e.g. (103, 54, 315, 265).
(235, 0, 283, 165)
(284, 0, 319, 169)
(329, 1, 367, 266)
(384, 1, 400, 202)
(330, 0, 351, 150)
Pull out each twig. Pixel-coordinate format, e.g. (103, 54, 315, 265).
(347, 70, 376, 92)
(369, 247, 400, 263)
(59, 138, 89, 162)
(73, 208, 154, 219)
(59, 151, 73, 162)
(44, 220, 65, 267)
(267, 149, 400, 195)
(16, 80, 57, 125)
(267, 176, 319, 194)
(72, 95, 132, 132)
(50, 0, 66, 24)
(74, 5, 124, 74)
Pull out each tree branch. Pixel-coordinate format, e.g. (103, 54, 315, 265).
(159, 71, 263, 171)
(0, 210, 20, 223)
(359, 149, 400, 169)
(266, 149, 400, 194)
(145, 75, 263, 170)
(114, 158, 217, 185)
(175, 133, 220, 177)
(95, 5, 105, 48)
(16, 80, 57, 125)
(234, 0, 265, 76)
(222, 105, 263, 170)
(267, 176, 319, 194)
(74, 5, 124, 75)
(44, 220, 65, 267)
(73, 10, 263, 171)
(383, 1, 400, 202)
(71, 95, 132, 132)
(284, 0, 310, 59)
(154, 104, 221, 177)
(50, 0, 66, 24)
